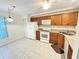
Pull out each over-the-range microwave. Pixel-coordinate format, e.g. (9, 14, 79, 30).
(42, 19, 51, 25)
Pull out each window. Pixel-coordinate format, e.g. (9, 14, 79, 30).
(0, 16, 8, 39)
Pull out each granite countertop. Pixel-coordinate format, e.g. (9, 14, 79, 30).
(63, 34, 76, 49)
(37, 28, 76, 49)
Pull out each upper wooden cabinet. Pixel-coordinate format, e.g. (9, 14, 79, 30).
(51, 12, 78, 26)
(51, 14, 62, 25)
(31, 17, 37, 22)
(30, 16, 51, 26)
(37, 17, 42, 25)
(62, 13, 70, 25)
(31, 17, 42, 26)
(30, 12, 78, 26)
(68, 12, 78, 26)
(62, 12, 78, 26)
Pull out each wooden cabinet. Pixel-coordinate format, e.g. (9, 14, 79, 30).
(36, 31, 40, 40)
(37, 17, 42, 26)
(50, 32, 58, 43)
(67, 45, 73, 59)
(50, 32, 64, 48)
(58, 33, 64, 48)
(51, 12, 78, 26)
(62, 12, 78, 26)
(31, 17, 42, 26)
(62, 13, 70, 25)
(31, 18, 37, 22)
(51, 14, 62, 25)
(68, 12, 78, 26)
(31, 12, 78, 26)
(30, 16, 51, 26)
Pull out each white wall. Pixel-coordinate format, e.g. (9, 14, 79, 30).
(0, 13, 25, 46)
(72, 12, 79, 59)
(77, 49, 79, 59)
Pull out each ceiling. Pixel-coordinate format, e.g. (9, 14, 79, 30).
(0, 0, 79, 17)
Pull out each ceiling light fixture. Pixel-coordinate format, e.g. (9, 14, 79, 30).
(6, 0, 15, 22)
(7, 6, 15, 22)
(43, 0, 49, 10)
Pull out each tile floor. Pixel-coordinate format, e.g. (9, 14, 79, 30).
(0, 38, 64, 59)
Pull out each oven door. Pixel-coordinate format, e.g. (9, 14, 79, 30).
(40, 31, 49, 43)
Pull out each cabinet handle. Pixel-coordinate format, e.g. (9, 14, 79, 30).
(67, 23, 69, 25)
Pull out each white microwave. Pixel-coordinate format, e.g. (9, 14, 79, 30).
(42, 19, 51, 25)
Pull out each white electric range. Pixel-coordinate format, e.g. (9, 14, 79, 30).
(40, 30, 50, 43)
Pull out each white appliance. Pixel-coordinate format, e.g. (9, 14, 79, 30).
(40, 31, 50, 43)
(39, 20, 51, 43)
(25, 22, 38, 39)
(42, 19, 51, 25)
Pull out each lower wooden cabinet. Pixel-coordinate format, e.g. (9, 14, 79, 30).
(36, 31, 40, 40)
(50, 32, 64, 49)
(50, 32, 58, 43)
(67, 45, 73, 59)
(58, 33, 64, 49)
(36, 31, 64, 48)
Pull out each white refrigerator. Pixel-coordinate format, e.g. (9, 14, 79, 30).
(25, 22, 38, 40)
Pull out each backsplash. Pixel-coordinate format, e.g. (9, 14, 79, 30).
(39, 25, 76, 31)
(51, 26, 76, 30)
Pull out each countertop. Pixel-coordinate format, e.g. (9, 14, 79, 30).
(37, 29, 76, 49)
(63, 34, 76, 49)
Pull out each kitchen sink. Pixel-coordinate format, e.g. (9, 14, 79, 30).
(60, 30, 76, 36)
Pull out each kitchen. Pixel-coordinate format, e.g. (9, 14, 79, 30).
(29, 11, 79, 59)
(0, 0, 79, 59)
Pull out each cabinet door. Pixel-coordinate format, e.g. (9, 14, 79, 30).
(62, 13, 70, 25)
(30, 18, 37, 22)
(36, 31, 40, 40)
(30, 18, 33, 22)
(50, 32, 58, 43)
(30, 17, 42, 26)
(68, 12, 78, 26)
(30, 16, 51, 26)
(67, 45, 73, 59)
(62, 12, 78, 26)
(37, 17, 42, 26)
(58, 33, 64, 49)
(51, 14, 62, 25)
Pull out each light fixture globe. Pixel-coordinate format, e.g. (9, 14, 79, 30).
(6, 16, 14, 22)
(7, 4, 15, 22)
